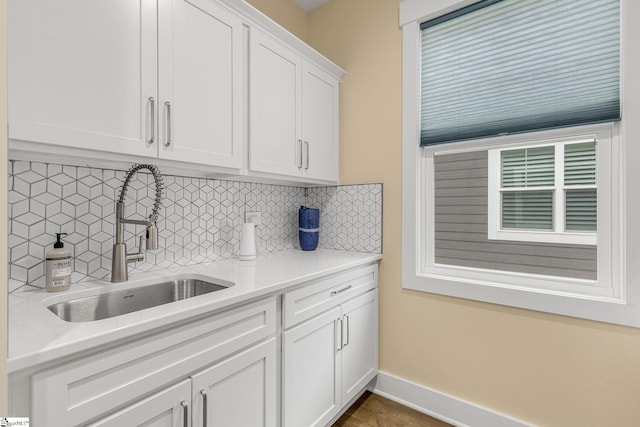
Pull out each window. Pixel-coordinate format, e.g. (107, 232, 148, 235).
(400, 0, 636, 326)
(488, 138, 598, 245)
(427, 126, 609, 286)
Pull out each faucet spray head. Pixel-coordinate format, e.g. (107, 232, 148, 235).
(146, 220, 159, 251)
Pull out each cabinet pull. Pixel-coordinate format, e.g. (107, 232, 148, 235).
(200, 390, 208, 427)
(181, 400, 188, 427)
(165, 101, 172, 147)
(298, 139, 303, 169)
(148, 97, 155, 145)
(331, 285, 352, 296)
(336, 317, 343, 351)
(343, 314, 350, 347)
(305, 140, 310, 170)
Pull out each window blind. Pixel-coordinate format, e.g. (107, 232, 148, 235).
(564, 142, 597, 231)
(565, 190, 597, 231)
(564, 142, 596, 186)
(501, 146, 554, 188)
(420, 0, 621, 146)
(500, 146, 555, 230)
(502, 191, 554, 230)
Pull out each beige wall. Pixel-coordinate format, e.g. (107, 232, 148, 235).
(301, 1, 640, 426)
(247, 0, 308, 42)
(1, 0, 8, 414)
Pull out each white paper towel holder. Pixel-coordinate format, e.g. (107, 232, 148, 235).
(239, 222, 257, 261)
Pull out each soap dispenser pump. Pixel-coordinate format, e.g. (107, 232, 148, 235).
(45, 233, 72, 292)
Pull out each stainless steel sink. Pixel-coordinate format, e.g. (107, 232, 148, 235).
(47, 277, 234, 322)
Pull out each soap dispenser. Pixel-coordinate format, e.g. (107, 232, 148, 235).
(45, 233, 72, 292)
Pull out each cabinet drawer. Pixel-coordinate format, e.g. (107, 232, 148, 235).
(283, 264, 377, 329)
(32, 296, 276, 427)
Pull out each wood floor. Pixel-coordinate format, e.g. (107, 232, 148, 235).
(332, 391, 453, 427)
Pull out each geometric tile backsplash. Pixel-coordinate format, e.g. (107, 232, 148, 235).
(8, 160, 382, 292)
(307, 185, 382, 253)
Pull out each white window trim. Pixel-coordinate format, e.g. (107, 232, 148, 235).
(486, 134, 602, 246)
(400, 0, 634, 327)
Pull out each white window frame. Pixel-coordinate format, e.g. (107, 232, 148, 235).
(487, 135, 602, 246)
(400, 0, 637, 327)
(421, 124, 616, 300)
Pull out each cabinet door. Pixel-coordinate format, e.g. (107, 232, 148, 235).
(88, 379, 191, 427)
(283, 307, 342, 427)
(301, 61, 339, 182)
(341, 290, 379, 404)
(8, 0, 157, 157)
(158, 0, 244, 168)
(249, 29, 302, 177)
(191, 339, 277, 427)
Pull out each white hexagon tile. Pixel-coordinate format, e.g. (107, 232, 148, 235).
(8, 160, 383, 292)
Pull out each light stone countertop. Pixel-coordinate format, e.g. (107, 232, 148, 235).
(8, 248, 382, 373)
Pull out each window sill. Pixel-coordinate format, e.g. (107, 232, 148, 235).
(402, 267, 630, 325)
(415, 263, 618, 301)
(487, 229, 597, 246)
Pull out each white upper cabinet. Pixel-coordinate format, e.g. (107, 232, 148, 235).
(249, 28, 341, 184)
(8, 0, 158, 157)
(249, 29, 302, 178)
(9, 0, 244, 170)
(158, 0, 244, 168)
(8, 0, 342, 182)
(301, 61, 339, 181)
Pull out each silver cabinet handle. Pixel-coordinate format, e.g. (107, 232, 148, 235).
(343, 314, 350, 347)
(336, 317, 343, 351)
(298, 139, 303, 169)
(200, 390, 208, 427)
(181, 400, 188, 427)
(331, 285, 352, 296)
(148, 97, 155, 145)
(305, 140, 310, 170)
(165, 101, 172, 147)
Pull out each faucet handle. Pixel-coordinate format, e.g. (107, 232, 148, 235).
(125, 236, 146, 265)
(138, 236, 145, 254)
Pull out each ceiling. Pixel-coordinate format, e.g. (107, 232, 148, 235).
(293, 0, 330, 12)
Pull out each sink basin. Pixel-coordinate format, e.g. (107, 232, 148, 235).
(47, 277, 234, 322)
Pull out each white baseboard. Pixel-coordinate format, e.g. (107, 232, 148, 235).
(371, 371, 533, 427)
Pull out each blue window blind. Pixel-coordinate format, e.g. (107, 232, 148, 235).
(420, 0, 621, 146)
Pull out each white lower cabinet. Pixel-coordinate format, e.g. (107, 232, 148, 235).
(14, 263, 378, 427)
(88, 379, 192, 427)
(282, 265, 379, 427)
(192, 339, 277, 427)
(283, 307, 343, 427)
(89, 339, 277, 427)
(340, 291, 379, 404)
(29, 297, 276, 426)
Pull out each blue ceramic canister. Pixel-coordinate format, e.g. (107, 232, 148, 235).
(299, 206, 319, 251)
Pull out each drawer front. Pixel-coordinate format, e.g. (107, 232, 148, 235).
(283, 264, 378, 329)
(32, 296, 276, 427)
